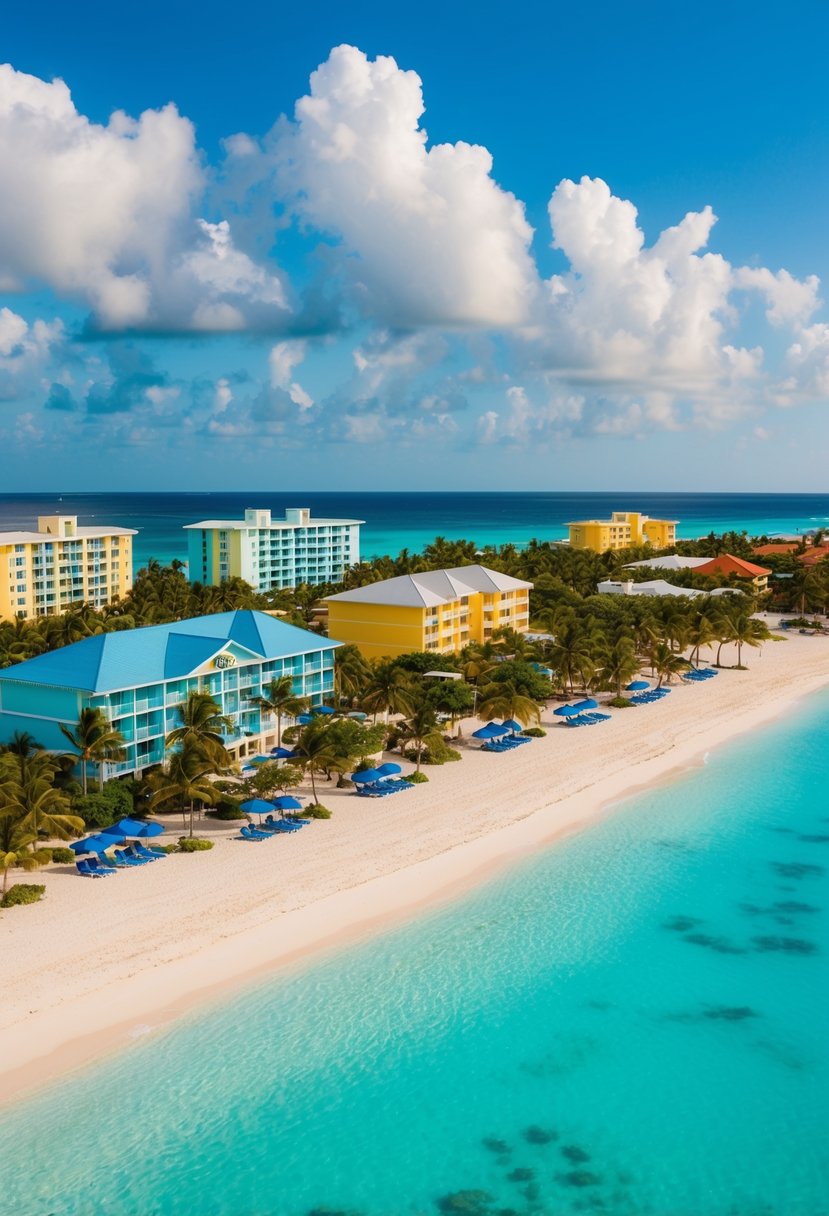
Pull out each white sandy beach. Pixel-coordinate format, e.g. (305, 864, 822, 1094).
(3, 621, 829, 1105)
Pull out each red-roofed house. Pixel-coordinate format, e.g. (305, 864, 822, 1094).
(752, 543, 829, 567)
(695, 554, 772, 590)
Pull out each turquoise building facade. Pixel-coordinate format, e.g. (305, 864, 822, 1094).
(0, 610, 339, 775)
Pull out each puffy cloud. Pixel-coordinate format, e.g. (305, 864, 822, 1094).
(0, 65, 290, 332)
(268, 339, 313, 410)
(0, 307, 63, 401)
(274, 45, 538, 328)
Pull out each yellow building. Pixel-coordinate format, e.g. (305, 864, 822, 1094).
(567, 511, 677, 553)
(325, 565, 533, 660)
(0, 515, 137, 621)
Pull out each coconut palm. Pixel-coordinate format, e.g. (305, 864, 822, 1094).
(0, 730, 43, 758)
(686, 609, 717, 669)
(397, 703, 444, 774)
(476, 682, 541, 729)
(361, 663, 415, 722)
(0, 815, 49, 894)
(647, 643, 691, 688)
(59, 708, 126, 794)
(600, 636, 641, 696)
(722, 613, 772, 668)
(333, 645, 371, 707)
(548, 621, 599, 694)
(290, 719, 339, 803)
(0, 751, 84, 841)
(165, 691, 231, 770)
(149, 743, 216, 837)
(254, 675, 309, 747)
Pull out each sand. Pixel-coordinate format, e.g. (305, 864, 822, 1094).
(2, 619, 829, 1105)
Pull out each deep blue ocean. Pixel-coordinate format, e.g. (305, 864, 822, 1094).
(1, 688, 827, 1215)
(1, 491, 828, 571)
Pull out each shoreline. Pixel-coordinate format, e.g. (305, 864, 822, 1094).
(2, 633, 829, 1108)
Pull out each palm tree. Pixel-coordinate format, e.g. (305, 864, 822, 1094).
(600, 636, 640, 696)
(149, 743, 216, 837)
(398, 703, 444, 774)
(0, 730, 43, 757)
(0, 815, 49, 894)
(476, 682, 541, 729)
(290, 719, 339, 803)
(686, 609, 717, 669)
(361, 663, 415, 722)
(723, 613, 772, 668)
(647, 643, 691, 688)
(333, 645, 371, 707)
(165, 691, 231, 771)
(0, 752, 84, 841)
(60, 708, 126, 794)
(548, 621, 599, 693)
(254, 676, 308, 748)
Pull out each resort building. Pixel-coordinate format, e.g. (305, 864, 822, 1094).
(567, 511, 677, 552)
(184, 508, 363, 591)
(753, 542, 829, 567)
(693, 554, 772, 590)
(0, 609, 339, 775)
(0, 515, 136, 622)
(596, 579, 742, 599)
(325, 565, 533, 659)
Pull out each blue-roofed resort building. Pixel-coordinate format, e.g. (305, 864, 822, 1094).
(0, 610, 339, 776)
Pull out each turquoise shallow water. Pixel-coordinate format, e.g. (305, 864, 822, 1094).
(1, 691, 828, 1215)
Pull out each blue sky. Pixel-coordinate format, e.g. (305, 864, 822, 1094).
(1, 0, 828, 491)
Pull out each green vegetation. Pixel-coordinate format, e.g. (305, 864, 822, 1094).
(176, 837, 214, 853)
(1, 882, 46, 908)
(303, 804, 332, 819)
(45, 846, 76, 864)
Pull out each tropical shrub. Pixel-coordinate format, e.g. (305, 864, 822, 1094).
(608, 696, 634, 708)
(177, 837, 214, 852)
(1, 883, 45, 908)
(522, 727, 547, 737)
(406, 741, 462, 765)
(304, 803, 332, 819)
(405, 771, 429, 784)
(46, 847, 76, 864)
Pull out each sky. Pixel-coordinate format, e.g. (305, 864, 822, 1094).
(1, 0, 828, 492)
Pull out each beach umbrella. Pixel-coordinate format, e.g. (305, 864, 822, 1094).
(297, 713, 314, 726)
(553, 704, 581, 717)
(572, 699, 598, 711)
(70, 833, 126, 854)
(313, 705, 336, 715)
(376, 762, 402, 776)
(270, 747, 294, 759)
(625, 680, 650, 691)
(273, 796, 303, 812)
(351, 768, 381, 784)
(472, 724, 500, 739)
(100, 817, 164, 839)
(502, 719, 524, 733)
(239, 799, 277, 818)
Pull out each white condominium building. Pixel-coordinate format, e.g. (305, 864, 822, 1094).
(184, 508, 363, 592)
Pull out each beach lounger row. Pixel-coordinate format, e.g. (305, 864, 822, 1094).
(565, 712, 611, 728)
(683, 668, 719, 682)
(356, 779, 413, 797)
(239, 817, 309, 841)
(482, 734, 534, 752)
(630, 689, 672, 705)
(76, 844, 166, 876)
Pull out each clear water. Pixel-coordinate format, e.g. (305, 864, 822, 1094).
(1, 489, 827, 569)
(1, 691, 828, 1216)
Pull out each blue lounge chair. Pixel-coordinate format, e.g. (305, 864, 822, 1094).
(135, 843, 167, 859)
(115, 848, 148, 866)
(263, 816, 303, 833)
(87, 854, 118, 874)
(76, 858, 114, 877)
(239, 824, 270, 841)
(126, 843, 160, 862)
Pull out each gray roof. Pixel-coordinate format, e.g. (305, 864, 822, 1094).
(183, 518, 363, 530)
(624, 555, 711, 570)
(325, 565, 532, 609)
(0, 526, 136, 544)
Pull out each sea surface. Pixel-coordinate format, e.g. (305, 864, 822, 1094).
(1, 689, 828, 1215)
(1, 491, 828, 571)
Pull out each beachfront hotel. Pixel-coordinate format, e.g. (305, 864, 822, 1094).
(0, 515, 137, 622)
(184, 507, 363, 592)
(0, 609, 339, 775)
(567, 511, 677, 552)
(325, 565, 533, 659)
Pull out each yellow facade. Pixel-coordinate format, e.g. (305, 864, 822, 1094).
(327, 586, 531, 660)
(0, 516, 136, 621)
(568, 511, 677, 553)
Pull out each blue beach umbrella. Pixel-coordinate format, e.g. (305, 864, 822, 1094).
(313, 705, 336, 715)
(554, 704, 581, 718)
(351, 768, 381, 784)
(239, 799, 278, 817)
(297, 713, 314, 726)
(376, 762, 402, 776)
(502, 719, 524, 733)
(101, 817, 164, 839)
(270, 747, 294, 759)
(572, 698, 598, 711)
(71, 833, 125, 854)
(626, 680, 650, 691)
(472, 724, 501, 739)
(273, 796, 303, 812)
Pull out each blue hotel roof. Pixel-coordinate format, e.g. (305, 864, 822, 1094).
(0, 610, 340, 694)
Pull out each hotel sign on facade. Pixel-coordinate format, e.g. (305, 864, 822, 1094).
(214, 653, 237, 669)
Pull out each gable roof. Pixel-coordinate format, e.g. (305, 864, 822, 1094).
(324, 564, 532, 609)
(695, 554, 772, 578)
(0, 610, 339, 694)
(623, 555, 712, 571)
